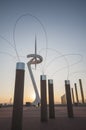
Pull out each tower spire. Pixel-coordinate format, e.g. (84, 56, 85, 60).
(35, 35, 37, 69)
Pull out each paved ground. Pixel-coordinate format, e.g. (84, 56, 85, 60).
(0, 106, 86, 130)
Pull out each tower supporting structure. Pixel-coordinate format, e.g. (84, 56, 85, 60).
(27, 62, 40, 106)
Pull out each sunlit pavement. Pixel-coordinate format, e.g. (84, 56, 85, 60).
(0, 106, 86, 130)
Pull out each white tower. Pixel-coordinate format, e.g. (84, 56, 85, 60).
(27, 37, 43, 106)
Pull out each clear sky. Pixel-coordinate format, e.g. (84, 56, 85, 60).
(0, 0, 86, 104)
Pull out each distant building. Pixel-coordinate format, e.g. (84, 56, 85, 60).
(61, 94, 66, 104)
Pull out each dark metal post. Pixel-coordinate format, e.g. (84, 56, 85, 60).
(65, 80, 74, 118)
(11, 62, 25, 130)
(79, 79, 85, 104)
(71, 88, 75, 104)
(48, 79, 55, 119)
(74, 83, 79, 104)
(40, 75, 48, 122)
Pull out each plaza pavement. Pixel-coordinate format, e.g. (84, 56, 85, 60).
(0, 106, 86, 130)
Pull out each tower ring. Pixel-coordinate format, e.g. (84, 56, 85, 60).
(27, 54, 43, 64)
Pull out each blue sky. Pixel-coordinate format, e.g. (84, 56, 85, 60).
(0, 0, 86, 103)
